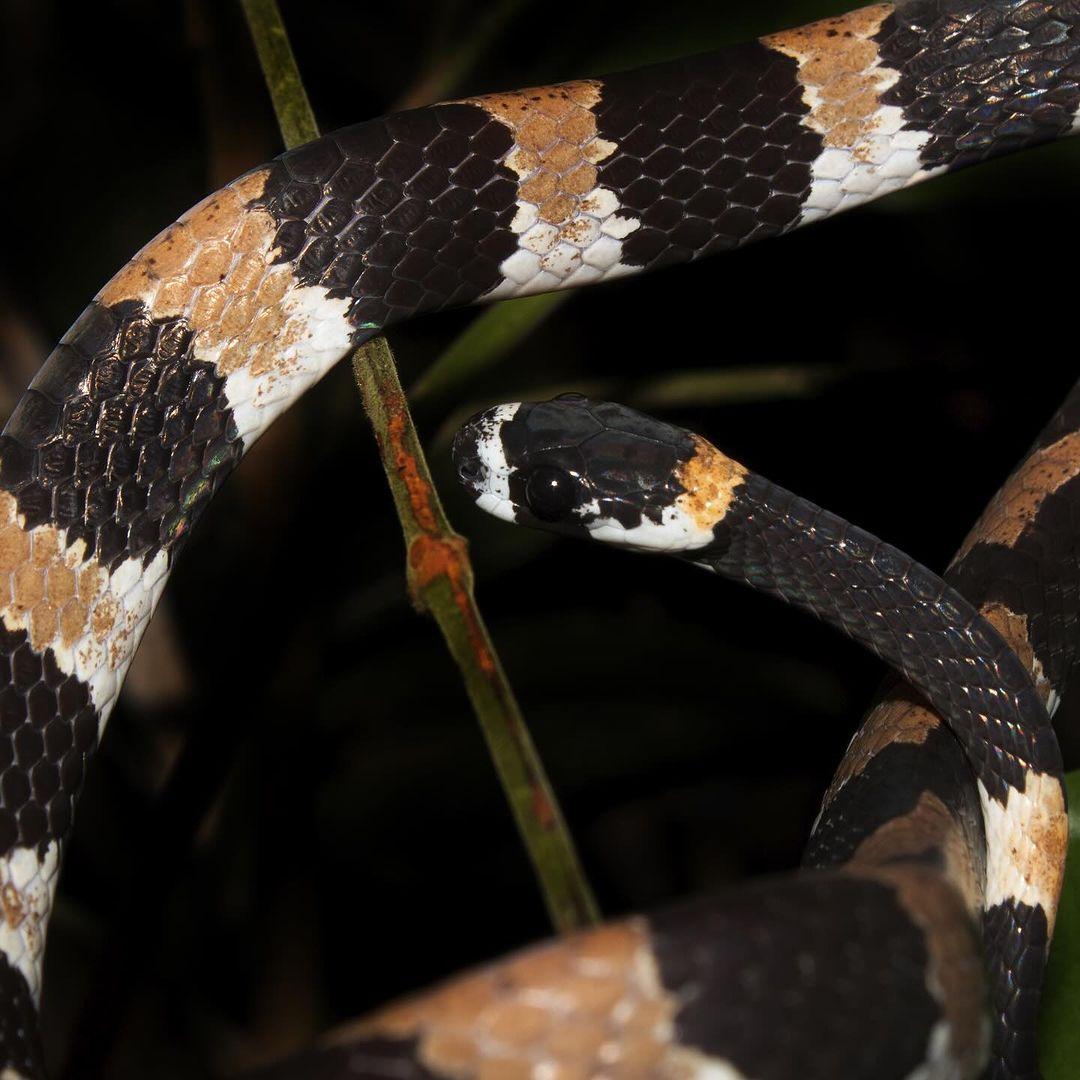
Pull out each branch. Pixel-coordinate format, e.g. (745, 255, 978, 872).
(240, 0, 318, 148)
(241, 0, 598, 932)
(354, 342, 599, 931)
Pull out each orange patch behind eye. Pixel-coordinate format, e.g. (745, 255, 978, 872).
(674, 435, 747, 531)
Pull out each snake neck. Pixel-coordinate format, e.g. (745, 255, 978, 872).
(690, 470, 1059, 779)
(685, 469, 1066, 1080)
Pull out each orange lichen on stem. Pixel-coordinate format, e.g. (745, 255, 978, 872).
(408, 533, 495, 676)
(385, 401, 440, 536)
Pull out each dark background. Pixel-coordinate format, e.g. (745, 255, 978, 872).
(1, 0, 1078, 1075)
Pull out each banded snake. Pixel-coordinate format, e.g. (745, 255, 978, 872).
(3, 1, 1080, 1077)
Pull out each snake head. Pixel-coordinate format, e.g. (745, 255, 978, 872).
(452, 393, 744, 552)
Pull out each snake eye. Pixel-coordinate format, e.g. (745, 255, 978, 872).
(524, 467, 577, 522)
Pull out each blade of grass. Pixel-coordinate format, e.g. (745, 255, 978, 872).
(429, 359, 887, 453)
(410, 292, 568, 406)
(241, 0, 598, 932)
(393, 0, 531, 110)
(630, 362, 849, 409)
(240, 0, 318, 147)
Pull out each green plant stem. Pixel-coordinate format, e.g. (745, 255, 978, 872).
(241, 0, 598, 932)
(241, 0, 319, 148)
(353, 342, 599, 931)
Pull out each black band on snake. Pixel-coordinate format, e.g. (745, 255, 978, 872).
(3, 1, 1078, 1077)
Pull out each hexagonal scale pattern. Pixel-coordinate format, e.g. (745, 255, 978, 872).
(877, 0, 1080, 170)
(593, 43, 818, 269)
(256, 102, 519, 331)
(0, 624, 96, 855)
(0, 302, 243, 573)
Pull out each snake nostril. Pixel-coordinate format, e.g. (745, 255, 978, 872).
(457, 454, 483, 485)
(452, 427, 484, 486)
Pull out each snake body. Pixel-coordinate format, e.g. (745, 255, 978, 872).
(449, 393, 1070, 1080)
(3, 1, 1080, 1075)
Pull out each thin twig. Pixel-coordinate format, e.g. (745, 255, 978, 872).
(240, 0, 318, 147)
(354, 342, 599, 930)
(241, 0, 598, 932)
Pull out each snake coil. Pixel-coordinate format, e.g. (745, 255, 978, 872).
(2, 2, 1079, 1077)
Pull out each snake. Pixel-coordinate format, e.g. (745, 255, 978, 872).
(2, 0, 1079, 1076)
(444, 392, 1068, 1080)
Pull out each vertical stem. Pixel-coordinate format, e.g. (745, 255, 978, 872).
(241, 1, 598, 931)
(241, 0, 319, 148)
(353, 343, 599, 931)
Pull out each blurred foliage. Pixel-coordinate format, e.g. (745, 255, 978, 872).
(411, 293, 569, 407)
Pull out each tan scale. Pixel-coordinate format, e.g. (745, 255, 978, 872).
(457, 80, 620, 260)
(98, 168, 321, 388)
(0, 885, 22, 931)
(0, 491, 114, 655)
(327, 919, 736, 1079)
(1025, 776, 1069, 927)
(850, 790, 985, 917)
(982, 770, 1069, 933)
(825, 426, 1080, 831)
(824, 687, 940, 794)
(956, 429, 1080, 560)
(764, 4, 897, 161)
(856, 864, 988, 1076)
(980, 602, 1053, 708)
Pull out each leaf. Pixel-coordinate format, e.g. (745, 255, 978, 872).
(1040, 768, 1080, 1078)
(410, 292, 568, 406)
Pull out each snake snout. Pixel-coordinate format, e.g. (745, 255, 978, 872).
(451, 426, 485, 489)
(456, 450, 483, 486)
